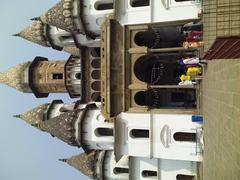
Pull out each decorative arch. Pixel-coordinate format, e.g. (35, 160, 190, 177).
(134, 88, 196, 108)
(134, 54, 184, 85)
(134, 26, 184, 48)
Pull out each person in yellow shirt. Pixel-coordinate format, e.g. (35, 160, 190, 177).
(186, 66, 202, 76)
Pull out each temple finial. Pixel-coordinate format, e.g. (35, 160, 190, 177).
(12, 33, 20, 37)
(59, 158, 67, 162)
(30, 17, 40, 21)
(13, 114, 21, 118)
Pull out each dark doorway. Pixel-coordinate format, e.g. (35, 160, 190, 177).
(134, 88, 196, 108)
(134, 54, 186, 85)
(134, 26, 184, 48)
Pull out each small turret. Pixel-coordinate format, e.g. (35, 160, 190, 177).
(0, 56, 71, 98)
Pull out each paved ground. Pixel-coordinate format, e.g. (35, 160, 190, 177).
(202, 59, 240, 180)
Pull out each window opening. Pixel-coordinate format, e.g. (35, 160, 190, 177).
(91, 48, 101, 57)
(130, 0, 150, 7)
(95, 2, 113, 10)
(52, 73, 63, 80)
(176, 174, 195, 180)
(113, 167, 129, 174)
(173, 132, 196, 142)
(130, 129, 149, 138)
(95, 128, 113, 136)
(142, 170, 158, 177)
(75, 73, 81, 80)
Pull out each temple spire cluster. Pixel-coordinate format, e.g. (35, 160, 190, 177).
(3, 0, 209, 179)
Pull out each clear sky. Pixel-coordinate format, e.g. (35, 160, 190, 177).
(0, 1, 88, 180)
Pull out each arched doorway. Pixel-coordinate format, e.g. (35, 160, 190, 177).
(134, 55, 185, 85)
(134, 26, 185, 48)
(134, 88, 196, 108)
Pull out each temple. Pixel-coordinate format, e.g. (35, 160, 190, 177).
(2, 0, 240, 179)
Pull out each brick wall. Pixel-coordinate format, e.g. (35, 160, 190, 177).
(203, 0, 240, 53)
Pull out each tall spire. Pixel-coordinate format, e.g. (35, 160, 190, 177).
(40, 0, 78, 33)
(37, 110, 81, 147)
(60, 152, 96, 178)
(0, 62, 32, 93)
(14, 20, 50, 47)
(13, 103, 50, 126)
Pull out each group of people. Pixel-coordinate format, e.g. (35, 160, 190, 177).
(181, 22, 203, 49)
(178, 57, 207, 85)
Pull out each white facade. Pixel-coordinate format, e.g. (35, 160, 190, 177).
(46, 100, 77, 119)
(49, 26, 75, 48)
(102, 151, 129, 180)
(74, 34, 101, 47)
(130, 156, 158, 180)
(49, 25, 101, 52)
(82, 0, 114, 35)
(115, 112, 203, 162)
(130, 156, 198, 180)
(115, 0, 202, 25)
(82, 108, 114, 150)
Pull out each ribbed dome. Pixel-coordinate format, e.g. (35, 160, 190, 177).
(38, 110, 81, 147)
(0, 62, 32, 93)
(14, 20, 50, 47)
(40, 0, 79, 33)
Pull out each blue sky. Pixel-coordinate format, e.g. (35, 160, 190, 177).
(0, 1, 88, 179)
